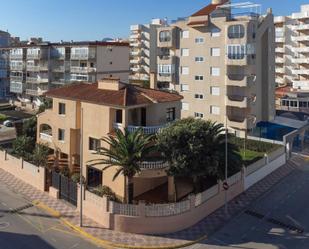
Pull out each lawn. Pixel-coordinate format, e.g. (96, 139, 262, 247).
(238, 149, 264, 166)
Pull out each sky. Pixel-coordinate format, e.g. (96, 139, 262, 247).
(1, 0, 309, 42)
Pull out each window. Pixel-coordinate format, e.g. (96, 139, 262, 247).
(211, 28, 221, 37)
(228, 25, 245, 39)
(89, 137, 100, 151)
(211, 48, 220, 57)
(194, 112, 204, 118)
(116, 109, 123, 123)
(159, 31, 171, 42)
(195, 37, 204, 43)
(195, 75, 204, 81)
(210, 87, 220, 96)
(180, 84, 189, 92)
(227, 44, 246, 59)
(158, 64, 174, 75)
(58, 103, 66, 115)
(182, 102, 189, 111)
(166, 108, 176, 122)
(194, 94, 204, 99)
(58, 129, 65, 141)
(181, 30, 190, 39)
(195, 57, 204, 62)
(211, 67, 220, 76)
(181, 48, 189, 57)
(181, 67, 189, 75)
(210, 106, 220, 115)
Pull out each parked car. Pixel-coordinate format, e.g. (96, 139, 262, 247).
(3, 120, 14, 127)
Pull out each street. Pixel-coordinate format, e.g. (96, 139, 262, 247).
(0, 182, 102, 249)
(186, 155, 309, 249)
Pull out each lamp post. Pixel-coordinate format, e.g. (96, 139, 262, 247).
(79, 108, 84, 227)
(224, 112, 228, 217)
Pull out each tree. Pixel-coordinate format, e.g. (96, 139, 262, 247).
(32, 143, 49, 168)
(37, 98, 52, 114)
(23, 116, 37, 139)
(12, 135, 34, 160)
(157, 118, 242, 192)
(88, 128, 155, 204)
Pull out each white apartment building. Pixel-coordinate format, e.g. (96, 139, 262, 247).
(8, 41, 130, 103)
(129, 19, 166, 84)
(152, 0, 275, 136)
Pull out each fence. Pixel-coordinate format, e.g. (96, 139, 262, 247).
(195, 184, 219, 207)
(247, 135, 285, 145)
(145, 199, 191, 217)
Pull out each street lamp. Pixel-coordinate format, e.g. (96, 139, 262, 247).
(224, 114, 228, 217)
(79, 108, 84, 227)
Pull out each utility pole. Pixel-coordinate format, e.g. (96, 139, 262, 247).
(224, 113, 228, 217)
(79, 108, 83, 227)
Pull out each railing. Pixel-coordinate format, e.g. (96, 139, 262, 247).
(127, 125, 165, 134)
(227, 172, 242, 186)
(145, 199, 191, 217)
(195, 184, 219, 207)
(10, 54, 23, 59)
(71, 53, 96, 60)
(110, 201, 138, 216)
(10, 65, 23, 71)
(70, 66, 96, 73)
(26, 77, 49, 84)
(40, 132, 52, 142)
(139, 161, 169, 170)
(27, 54, 41, 60)
(26, 65, 40, 71)
(10, 76, 23, 82)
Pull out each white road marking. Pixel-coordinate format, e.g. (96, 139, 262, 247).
(69, 243, 79, 249)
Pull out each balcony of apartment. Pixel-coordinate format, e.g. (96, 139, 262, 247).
(39, 125, 53, 143)
(226, 73, 256, 87)
(276, 77, 285, 85)
(10, 64, 24, 71)
(157, 27, 177, 48)
(10, 54, 23, 60)
(70, 51, 96, 60)
(291, 57, 309, 64)
(274, 16, 285, 24)
(292, 79, 309, 89)
(291, 35, 309, 42)
(292, 47, 309, 53)
(292, 24, 309, 31)
(10, 82, 24, 94)
(130, 24, 142, 32)
(10, 75, 23, 83)
(131, 65, 143, 74)
(226, 86, 252, 109)
(275, 68, 285, 74)
(130, 58, 142, 65)
(26, 65, 40, 72)
(70, 66, 96, 74)
(129, 33, 141, 40)
(25, 84, 48, 96)
(130, 41, 142, 48)
(187, 13, 208, 28)
(226, 54, 253, 66)
(227, 111, 256, 130)
(275, 37, 285, 43)
(292, 69, 309, 75)
(292, 12, 309, 20)
(275, 57, 285, 64)
(275, 47, 285, 53)
(157, 71, 175, 83)
(26, 75, 49, 84)
(130, 50, 142, 57)
(26, 52, 44, 60)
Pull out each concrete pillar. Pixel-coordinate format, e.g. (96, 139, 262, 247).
(168, 176, 176, 202)
(138, 201, 146, 217)
(149, 72, 157, 89)
(122, 109, 129, 130)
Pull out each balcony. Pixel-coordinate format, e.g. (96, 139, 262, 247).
(227, 115, 256, 130)
(157, 72, 175, 82)
(275, 57, 285, 64)
(10, 82, 24, 94)
(10, 75, 23, 82)
(26, 88, 48, 96)
(71, 53, 96, 60)
(10, 65, 23, 71)
(292, 69, 309, 75)
(226, 95, 249, 108)
(226, 75, 256, 87)
(276, 77, 285, 84)
(130, 50, 141, 57)
(291, 35, 309, 42)
(226, 55, 251, 66)
(131, 66, 143, 73)
(27, 54, 41, 60)
(275, 37, 285, 43)
(157, 27, 176, 49)
(274, 16, 285, 24)
(275, 68, 285, 74)
(130, 25, 142, 32)
(139, 161, 169, 171)
(275, 47, 285, 53)
(130, 42, 142, 48)
(291, 58, 309, 64)
(292, 80, 309, 89)
(26, 77, 49, 84)
(39, 130, 52, 143)
(130, 58, 142, 64)
(113, 123, 166, 135)
(292, 12, 309, 20)
(130, 33, 141, 40)
(10, 54, 23, 60)
(70, 66, 96, 74)
(26, 65, 40, 72)
(292, 24, 309, 31)
(293, 47, 309, 53)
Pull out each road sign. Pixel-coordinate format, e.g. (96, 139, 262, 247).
(223, 182, 229, 190)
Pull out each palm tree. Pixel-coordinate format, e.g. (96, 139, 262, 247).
(88, 128, 155, 204)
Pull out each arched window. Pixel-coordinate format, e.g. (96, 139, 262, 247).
(228, 25, 245, 39)
(159, 31, 171, 42)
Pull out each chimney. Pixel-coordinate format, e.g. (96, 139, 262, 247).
(98, 77, 125, 91)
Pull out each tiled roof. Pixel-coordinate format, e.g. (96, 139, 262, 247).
(191, 0, 228, 17)
(45, 83, 183, 107)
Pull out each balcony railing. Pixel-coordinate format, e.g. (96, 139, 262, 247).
(26, 65, 40, 72)
(113, 123, 166, 134)
(275, 47, 285, 53)
(70, 53, 96, 60)
(26, 77, 49, 84)
(275, 57, 285, 64)
(10, 76, 23, 82)
(291, 35, 309, 42)
(40, 131, 52, 143)
(292, 24, 309, 31)
(70, 66, 96, 73)
(26, 88, 48, 96)
(10, 54, 23, 60)
(226, 96, 248, 108)
(292, 69, 309, 75)
(10, 65, 23, 71)
(275, 37, 285, 43)
(275, 68, 285, 74)
(138, 161, 169, 170)
(226, 75, 256, 87)
(291, 58, 309, 64)
(27, 54, 41, 60)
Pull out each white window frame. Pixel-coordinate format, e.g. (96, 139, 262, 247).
(181, 66, 189, 75)
(210, 86, 220, 96)
(180, 84, 189, 92)
(181, 48, 190, 57)
(210, 105, 220, 115)
(182, 102, 189, 111)
(211, 67, 220, 76)
(211, 48, 220, 57)
(181, 30, 190, 39)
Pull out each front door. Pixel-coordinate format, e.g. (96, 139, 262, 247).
(141, 108, 146, 127)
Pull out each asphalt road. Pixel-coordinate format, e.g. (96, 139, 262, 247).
(186, 155, 309, 249)
(0, 182, 103, 249)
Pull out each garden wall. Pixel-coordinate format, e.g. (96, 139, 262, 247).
(0, 150, 45, 191)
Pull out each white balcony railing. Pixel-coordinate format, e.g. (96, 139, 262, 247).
(26, 77, 49, 84)
(275, 68, 285, 74)
(275, 47, 285, 53)
(70, 53, 95, 60)
(291, 58, 309, 64)
(291, 35, 309, 42)
(292, 12, 309, 20)
(70, 66, 96, 74)
(139, 161, 169, 170)
(113, 123, 166, 134)
(292, 69, 309, 75)
(292, 24, 309, 31)
(275, 37, 285, 43)
(40, 132, 52, 143)
(26, 65, 40, 71)
(293, 47, 309, 53)
(275, 57, 285, 64)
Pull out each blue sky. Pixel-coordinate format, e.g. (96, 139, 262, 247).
(1, 0, 308, 42)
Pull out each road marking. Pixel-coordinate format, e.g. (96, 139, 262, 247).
(69, 243, 79, 249)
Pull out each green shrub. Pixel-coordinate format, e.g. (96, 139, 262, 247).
(231, 137, 281, 153)
(0, 114, 7, 123)
(71, 173, 85, 184)
(92, 185, 117, 201)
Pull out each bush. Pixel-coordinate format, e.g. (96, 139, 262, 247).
(71, 173, 85, 184)
(0, 114, 7, 123)
(92, 185, 117, 201)
(231, 137, 281, 153)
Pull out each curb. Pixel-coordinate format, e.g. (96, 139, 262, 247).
(32, 200, 207, 249)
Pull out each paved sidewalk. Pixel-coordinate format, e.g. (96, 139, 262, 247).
(0, 156, 302, 248)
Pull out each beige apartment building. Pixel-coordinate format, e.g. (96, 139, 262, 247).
(37, 78, 182, 202)
(129, 19, 166, 84)
(151, 0, 275, 136)
(9, 41, 130, 105)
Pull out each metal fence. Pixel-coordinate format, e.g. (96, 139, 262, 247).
(145, 199, 191, 217)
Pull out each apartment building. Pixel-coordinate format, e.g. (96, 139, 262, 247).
(129, 19, 166, 84)
(275, 5, 309, 116)
(152, 0, 275, 136)
(37, 78, 182, 202)
(0, 30, 11, 98)
(9, 41, 130, 104)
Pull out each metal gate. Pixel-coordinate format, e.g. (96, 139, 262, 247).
(52, 171, 77, 206)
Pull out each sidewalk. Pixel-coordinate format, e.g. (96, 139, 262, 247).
(0, 157, 302, 248)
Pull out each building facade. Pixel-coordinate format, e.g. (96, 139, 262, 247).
(0, 30, 11, 98)
(152, 0, 275, 136)
(129, 19, 166, 85)
(8, 41, 130, 104)
(37, 78, 182, 202)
